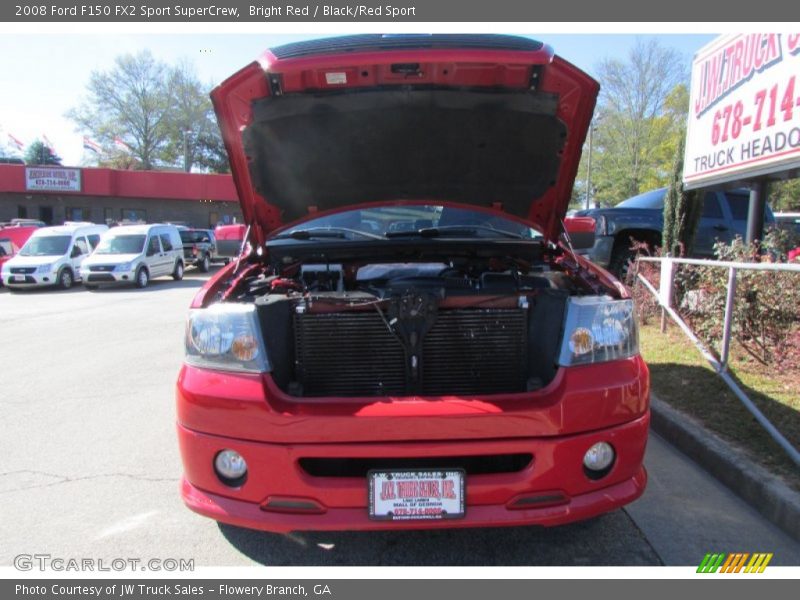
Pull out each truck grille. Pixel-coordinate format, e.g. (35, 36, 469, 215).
(293, 308, 528, 397)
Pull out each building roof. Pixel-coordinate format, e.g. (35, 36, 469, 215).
(0, 164, 237, 203)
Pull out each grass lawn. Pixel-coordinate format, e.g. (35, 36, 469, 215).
(639, 322, 800, 492)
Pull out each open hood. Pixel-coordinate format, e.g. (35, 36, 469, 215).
(211, 35, 599, 243)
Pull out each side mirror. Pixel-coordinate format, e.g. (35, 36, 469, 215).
(562, 216, 596, 251)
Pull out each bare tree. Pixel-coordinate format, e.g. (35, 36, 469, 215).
(162, 62, 229, 173)
(592, 39, 688, 204)
(67, 51, 171, 170)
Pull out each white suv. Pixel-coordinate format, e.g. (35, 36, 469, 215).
(1, 222, 108, 290)
(80, 224, 185, 289)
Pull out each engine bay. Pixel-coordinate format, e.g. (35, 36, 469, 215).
(211, 239, 614, 398)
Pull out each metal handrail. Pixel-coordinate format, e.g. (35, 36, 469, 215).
(637, 255, 800, 272)
(635, 256, 800, 468)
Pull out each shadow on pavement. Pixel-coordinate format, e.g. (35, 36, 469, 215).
(218, 510, 661, 566)
(2, 268, 217, 294)
(648, 362, 800, 490)
(84, 277, 209, 293)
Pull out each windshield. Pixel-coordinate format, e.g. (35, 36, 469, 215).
(95, 234, 146, 255)
(20, 235, 71, 257)
(275, 206, 541, 240)
(179, 230, 210, 244)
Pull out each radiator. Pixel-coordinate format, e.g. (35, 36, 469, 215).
(294, 308, 528, 397)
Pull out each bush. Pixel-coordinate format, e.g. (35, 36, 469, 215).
(631, 234, 800, 370)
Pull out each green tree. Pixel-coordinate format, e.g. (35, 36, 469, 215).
(67, 50, 171, 170)
(662, 136, 702, 256)
(160, 62, 229, 173)
(24, 140, 62, 165)
(591, 40, 688, 206)
(769, 179, 800, 212)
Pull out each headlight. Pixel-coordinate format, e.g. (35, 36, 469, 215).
(558, 297, 638, 366)
(185, 303, 269, 373)
(114, 262, 132, 272)
(36, 264, 52, 273)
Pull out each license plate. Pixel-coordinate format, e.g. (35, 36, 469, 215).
(368, 469, 465, 521)
(11, 275, 25, 282)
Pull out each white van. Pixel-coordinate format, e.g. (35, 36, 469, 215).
(1, 222, 108, 290)
(80, 224, 185, 289)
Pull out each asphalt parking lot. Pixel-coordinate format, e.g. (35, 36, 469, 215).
(1, 270, 798, 567)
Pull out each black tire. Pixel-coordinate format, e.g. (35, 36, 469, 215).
(199, 254, 210, 273)
(135, 267, 149, 289)
(57, 268, 74, 290)
(608, 245, 636, 282)
(173, 260, 184, 281)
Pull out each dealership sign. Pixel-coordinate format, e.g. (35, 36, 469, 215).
(684, 33, 800, 189)
(25, 167, 82, 192)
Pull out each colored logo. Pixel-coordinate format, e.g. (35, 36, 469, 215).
(697, 553, 773, 573)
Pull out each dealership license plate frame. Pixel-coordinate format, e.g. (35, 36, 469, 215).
(368, 469, 466, 521)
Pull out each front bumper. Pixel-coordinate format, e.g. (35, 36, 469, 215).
(3, 271, 59, 287)
(178, 411, 649, 532)
(81, 269, 134, 284)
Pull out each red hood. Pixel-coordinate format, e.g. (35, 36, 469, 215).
(211, 35, 598, 244)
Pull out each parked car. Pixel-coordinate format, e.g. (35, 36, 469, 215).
(1, 222, 107, 290)
(0, 218, 46, 227)
(179, 228, 218, 272)
(177, 34, 648, 533)
(578, 187, 775, 275)
(214, 223, 246, 263)
(0, 225, 40, 286)
(80, 224, 184, 289)
(774, 212, 800, 236)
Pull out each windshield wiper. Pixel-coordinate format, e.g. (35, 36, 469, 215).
(385, 225, 524, 239)
(274, 227, 384, 241)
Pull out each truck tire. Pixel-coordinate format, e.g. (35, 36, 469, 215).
(608, 246, 636, 281)
(199, 254, 210, 273)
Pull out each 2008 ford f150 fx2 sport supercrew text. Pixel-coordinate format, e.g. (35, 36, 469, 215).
(176, 34, 650, 532)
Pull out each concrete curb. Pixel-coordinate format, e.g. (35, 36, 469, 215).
(649, 394, 800, 541)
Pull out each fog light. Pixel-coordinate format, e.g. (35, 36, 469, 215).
(583, 442, 615, 478)
(214, 449, 247, 486)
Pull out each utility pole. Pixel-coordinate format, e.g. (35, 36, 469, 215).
(584, 124, 593, 210)
(183, 130, 190, 172)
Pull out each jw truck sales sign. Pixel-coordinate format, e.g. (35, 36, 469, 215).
(25, 167, 81, 192)
(684, 33, 800, 189)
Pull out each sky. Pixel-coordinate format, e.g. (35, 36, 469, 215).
(0, 32, 717, 166)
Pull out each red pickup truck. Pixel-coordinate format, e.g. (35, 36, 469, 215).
(177, 34, 648, 533)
